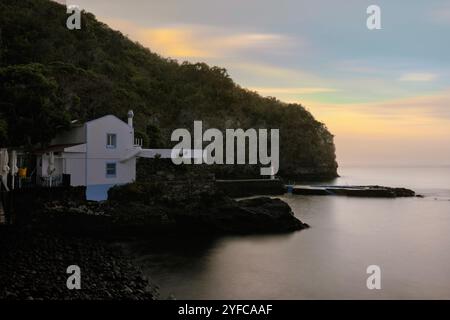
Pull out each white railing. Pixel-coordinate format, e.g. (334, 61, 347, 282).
(39, 175, 63, 187)
(134, 138, 143, 147)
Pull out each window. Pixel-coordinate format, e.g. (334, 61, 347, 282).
(106, 133, 117, 148)
(106, 162, 116, 178)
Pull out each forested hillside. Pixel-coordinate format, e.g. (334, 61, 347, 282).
(0, 0, 338, 179)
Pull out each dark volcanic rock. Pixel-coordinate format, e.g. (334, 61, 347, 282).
(293, 185, 416, 198)
(104, 182, 309, 235)
(39, 195, 308, 236)
(237, 197, 309, 232)
(292, 188, 330, 196)
(389, 187, 416, 197)
(0, 227, 157, 300)
(169, 196, 308, 234)
(331, 186, 416, 197)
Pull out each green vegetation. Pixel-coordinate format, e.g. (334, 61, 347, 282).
(0, 63, 71, 147)
(0, 0, 337, 179)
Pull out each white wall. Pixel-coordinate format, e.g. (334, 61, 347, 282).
(85, 115, 136, 186)
(63, 152, 86, 186)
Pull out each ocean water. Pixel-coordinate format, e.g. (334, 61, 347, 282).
(132, 167, 450, 299)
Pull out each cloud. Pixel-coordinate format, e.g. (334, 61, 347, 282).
(399, 73, 438, 82)
(303, 92, 450, 166)
(230, 62, 308, 79)
(335, 60, 389, 75)
(219, 33, 295, 52)
(249, 87, 338, 95)
(227, 62, 331, 89)
(138, 27, 212, 58)
(101, 18, 296, 59)
(230, 62, 442, 106)
(299, 89, 450, 138)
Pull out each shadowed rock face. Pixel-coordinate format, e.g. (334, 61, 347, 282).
(105, 182, 308, 235)
(173, 196, 309, 234)
(39, 195, 308, 236)
(236, 197, 309, 232)
(9, 181, 308, 236)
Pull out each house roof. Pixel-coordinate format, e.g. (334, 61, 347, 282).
(86, 114, 129, 127)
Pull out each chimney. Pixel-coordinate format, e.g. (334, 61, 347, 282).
(127, 110, 134, 128)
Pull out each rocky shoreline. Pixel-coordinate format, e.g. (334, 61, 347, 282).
(38, 195, 308, 236)
(0, 226, 158, 300)
(292, 185, 416, 197)
(1, 183, 308, 300)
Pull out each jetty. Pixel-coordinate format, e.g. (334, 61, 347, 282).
(291, 185, 416, 198)
(216, 179, 417, 199)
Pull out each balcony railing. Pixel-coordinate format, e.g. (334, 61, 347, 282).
(134, 138, 143, 147)
(38, 174, 64, 187)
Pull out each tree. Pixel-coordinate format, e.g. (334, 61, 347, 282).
(0, 64, 71, 147)
(146, 124, 163, 148)
(0, 117, 7, 145)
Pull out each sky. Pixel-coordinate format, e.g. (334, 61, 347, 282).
(64, 0, 450, 166)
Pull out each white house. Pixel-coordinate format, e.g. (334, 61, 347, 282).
(34, 110, 201, 201)
(35, 111, 139, 200)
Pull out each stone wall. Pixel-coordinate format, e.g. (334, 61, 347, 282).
(148, 172, 217, 201)
(216, 179, 286, 198)
(109, 170, 217, 204)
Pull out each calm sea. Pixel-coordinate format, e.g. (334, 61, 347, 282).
(131, 166, 450, 299)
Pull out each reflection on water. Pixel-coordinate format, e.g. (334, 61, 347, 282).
(132, 167, 450, 299)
